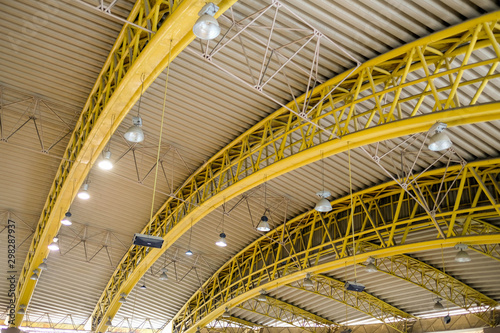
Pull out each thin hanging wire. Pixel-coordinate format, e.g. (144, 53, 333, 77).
(441, 244, 449, 313)
(150, 41, 173, 221)
(321, 151, 325, 192)
(188, 219, 193, 248)
(137, 75, 145, 117)
(348, 142, 357, 281)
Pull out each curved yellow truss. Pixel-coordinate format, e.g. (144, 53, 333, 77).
(92, 12, 500, 332)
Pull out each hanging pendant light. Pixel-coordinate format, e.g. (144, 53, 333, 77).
(98, 150, 114, 170)
(315, 153, 332, 212)
(256, 215, 270, 232)
(118, 293, 127, 303)
(30, 269, 39, 281)
(315, 190, 332, 212)
(222, 307, 230, 318)
(61, 211, 72, 226)
(216, 232, 227, 247)
(159, 268, 168, 281)
(48, 237, 59, 251)
(193, 3, 221, 40)
(106, 317, 112, 326)
(428, 122, 452, 151)
(186, 249, 193, 256)
(17, 304, 26, 315)
(124, 116, 145, 143)
(257, 290, 267, 302)
(78, 183, 90, 200)
(365, 257, 378, 273)
(434, 298, 444, 310)
(454, 243, 471, 262)
(303, 273, 314, 288)
(38, 258, 48, 271)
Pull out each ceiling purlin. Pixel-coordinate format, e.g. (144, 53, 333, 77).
(172, 158, 500, 333)
(90, 11, 500, 333)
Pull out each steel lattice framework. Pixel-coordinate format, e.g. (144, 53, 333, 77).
(290, 275, 415, 333)
(238, 297, 336, 332)
(11, 0, 239, 329)
(368, 254, 498, 325)
(91, 12, 500, 332)
(173, 159, 500, 333)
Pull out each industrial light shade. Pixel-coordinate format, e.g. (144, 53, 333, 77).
(98, 150, 113, 170)
(257, 290, 267, 302)
(186, 249, 193, 256)
(365, 257, 377, 273)
(216, 232, 227, 247)
(61, 211, 72, 226)
(434, 298, 444, 310)
(77, 183, 90, 200)
(303, 273, 314, 288)
(454, 243, 471, 262)
(159, 268, 168, 281)
(428, 122, 452, 151)
(140, 283, 147, 290)
(38, 258, 48, 271)
(17, 305, 26, 315)
(124, 116, 145, 143)
(315, 190, 332, 212)
(222, 307, 230, 318)
(30, 269, 39, 281)
(48, 237, 59, 251)
(118, 293, 127, 303)
(256, 215, 270, 232)
(193, 3, 220, 40)
(106, 318, 112, 326)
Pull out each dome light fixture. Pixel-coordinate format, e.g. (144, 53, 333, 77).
(106, 317, 112, 327)
(365, 257, 378, 273)
(222, 307, 230, 318)
(124, 116, 145, 143)
(159, 268, 168, 281)
(77, 183, 90, 200)
(48, 237, 59, 251)
(186, 249, 193, 256)
(193, 3, 221, 40)
(98, 150, 114, 170)
(454, 243, 471, 263)
(257, 290, 267, 302)
(216, 232, 227, 247)
(38, 258, 48, 271)
(61, 211, 72, 226)
(303, 273, 314, 288)
(256, 215, 270, 232)
(118, 293, 127, 303)
(17, 305, 26, 315)
(315, 190, 332, 212)
(30, 269, 39, 281)
(428, 122, 452, 151)
(434, 298, 444, 310)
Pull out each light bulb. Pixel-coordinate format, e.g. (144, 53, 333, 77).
(186, 249, 193, 256)
(124, 116, 145, 143)
(315, 191, 332, 212)
(61, 211, 72, 226)
(78, 183, 90, 200)
(98, 150, 113, 170)
(216, 232, 227, 247)
(256, 215, 270, 232)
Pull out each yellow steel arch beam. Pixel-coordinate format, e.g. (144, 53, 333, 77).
(11, 0, 238, 329)
(363, 253, 498, 325)
(172, 159, 500, 332)
(290, 274, 415, 333)
(237, 296, 336, 332)
(91, 12, 500, 332)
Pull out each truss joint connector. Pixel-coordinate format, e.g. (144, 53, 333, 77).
(272, 0, 283, 8)
(314, 29, 323, 38)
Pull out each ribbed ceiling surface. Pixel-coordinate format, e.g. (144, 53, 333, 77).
(1, 0, 500, 332)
